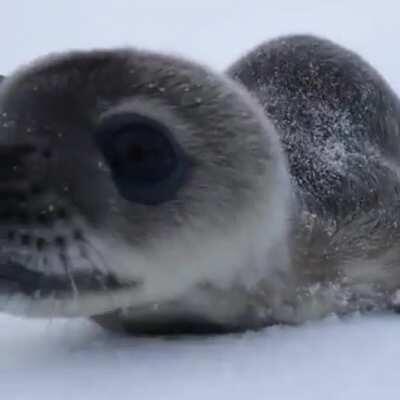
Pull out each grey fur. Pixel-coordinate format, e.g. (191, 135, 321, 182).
(0, 35, 399, 334)
(229, 35, 400, 321)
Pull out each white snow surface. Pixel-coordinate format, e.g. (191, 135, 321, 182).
(1, 1, 400, 399)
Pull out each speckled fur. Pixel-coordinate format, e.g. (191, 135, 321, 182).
(229, 35, 400, 321)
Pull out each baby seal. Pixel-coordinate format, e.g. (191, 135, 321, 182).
(0, 35, 399, 334)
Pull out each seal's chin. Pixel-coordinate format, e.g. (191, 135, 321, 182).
(0, 260, 142, 318)
(0, 261, 135, 297)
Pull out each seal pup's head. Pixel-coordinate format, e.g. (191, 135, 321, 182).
(0, 49, 290, 330)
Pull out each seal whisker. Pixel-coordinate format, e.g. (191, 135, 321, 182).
(59, 251, 79, 299)
(47, 291, 57, 330)
(80, 235, 121, 286)
(78, 238, 120, 312)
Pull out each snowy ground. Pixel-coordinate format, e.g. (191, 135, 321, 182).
(1, 313, 400, 399)
(1, 1, 400, 399)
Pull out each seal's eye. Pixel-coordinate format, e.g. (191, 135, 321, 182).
(96, 114, 188, 205)
(113, 123, 178, 183)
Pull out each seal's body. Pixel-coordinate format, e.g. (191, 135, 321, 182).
(0, 35, 399, 334)
(229, 35, 400, 323)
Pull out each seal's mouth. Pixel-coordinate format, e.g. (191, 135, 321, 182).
(0, 261, 139, 298)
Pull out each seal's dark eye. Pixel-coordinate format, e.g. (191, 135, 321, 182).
(96, 114, 189, 205)
(113, 124, 178, 182)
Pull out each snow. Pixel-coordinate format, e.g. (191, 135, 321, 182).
(1, 313, 400, 399)
(1, 1, 400, 399)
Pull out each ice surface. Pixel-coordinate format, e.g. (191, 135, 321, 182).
(1, 1, 400, 399)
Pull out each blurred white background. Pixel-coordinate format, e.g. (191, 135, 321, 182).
(1, 0, 399, 91)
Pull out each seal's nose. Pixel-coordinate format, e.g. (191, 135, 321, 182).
(0, 144, 36, 182)
(0, 144, 38, 217)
